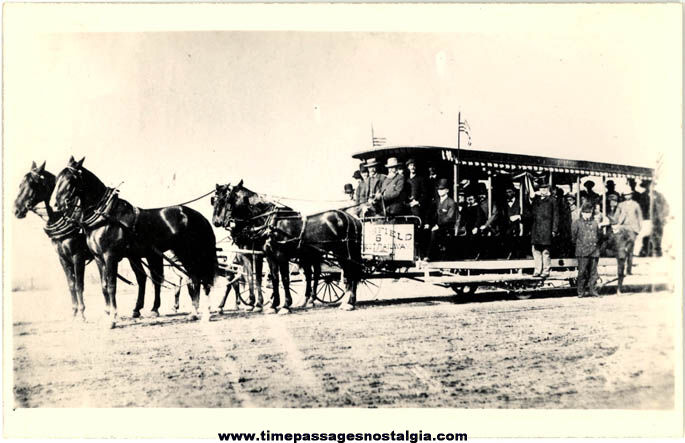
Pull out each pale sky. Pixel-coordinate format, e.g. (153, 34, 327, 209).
(4, 4, 681, 287)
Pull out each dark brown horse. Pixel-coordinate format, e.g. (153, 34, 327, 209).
(53, 156, 218, 328)
(13, 161, 148, 321)
(213, 180, 360, 312)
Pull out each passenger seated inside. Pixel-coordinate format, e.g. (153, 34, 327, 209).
(461, 190, 486, 236)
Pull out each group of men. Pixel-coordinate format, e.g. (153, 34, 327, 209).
(342, 157, 456, 259)
(342, 158, 669, 295)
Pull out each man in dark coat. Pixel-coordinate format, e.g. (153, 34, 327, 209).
(529, 182, 559, 277)
(372, 157, 408, 216)
(580, 180, 600, 206)
(428, 178, 457, 260)
(406, 158, 429, 222)
(354, 167, 368, 206)
(362, 158, 386, 216)
(504, 186, 522, 236)
(461, 191, 487, 236)
(571, 203, 602, 297)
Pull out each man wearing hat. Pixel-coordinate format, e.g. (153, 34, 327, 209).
(406, 158, 428, 219)
(504, 185, 523, 236)
(344, 183, 354, 201)
(372, 157, 408, 216)
(580, 180, 600, 206)
(362, 158, 386, 216)
(461, 189, 487, 237)
(428, 178, 457, 260)
(571, 203, 604, 297)
(353, 169, 367, 208)
(529, 182, 559, 278)
(612, 186, 643, 293)
(605, 180, 619, 203)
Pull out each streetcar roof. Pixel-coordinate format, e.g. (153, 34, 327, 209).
(352, 146, 653, 179)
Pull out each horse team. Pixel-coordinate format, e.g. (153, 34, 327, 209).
(14, 157, 362, 328)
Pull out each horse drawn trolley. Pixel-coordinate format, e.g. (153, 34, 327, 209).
(213, 145, 670, 310)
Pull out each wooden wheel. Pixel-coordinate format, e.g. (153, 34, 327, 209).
(450, 283, 478, 296)
(314, 271, 345, 304)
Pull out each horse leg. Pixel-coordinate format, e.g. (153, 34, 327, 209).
(128, 257, 147, 319)
(173, 277, 182, 313)
(313, 259, 321, 306)
(339, 263, 359, 311)
(146, 254, 163, 317)
(201, 277, 212, 322)
(297, 262, 312, 308)
(254, 257, 264, 311)
(103, 254, 120, 328)
(73, 254, 87, 321)
(95, 258, 111, 317)
(218, 279, 232, 314)
(57, 254, 78, 319)
(187, 278, 201, 321)
(265, 258, 279, 314)
(278, 261, 292, 314)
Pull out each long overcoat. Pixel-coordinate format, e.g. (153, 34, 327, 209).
(530, 195, 559, 246)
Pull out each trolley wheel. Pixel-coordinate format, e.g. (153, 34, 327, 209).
(514, 292, 532, 300)
(314, 271, 345, 304)
(450, 284, 478, 296)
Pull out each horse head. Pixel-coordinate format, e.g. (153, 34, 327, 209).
(14, 161, 54, 219)
(211, 183, 232, 228)
(53, 156, 109, 216)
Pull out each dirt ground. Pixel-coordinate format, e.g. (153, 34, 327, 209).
(11, 275, 676, 408)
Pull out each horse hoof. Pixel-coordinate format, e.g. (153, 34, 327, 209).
(109, 321, 116, 329)
(150, 311, 160, 318)
(132, 311, 141, 319)
(278, 308, 291, 315)
(173, 307, 179, 314)
(252, 306, 262, 313)
(188, 313, 199, 321)
(263, 308, 277, 315)
(339, 303, 355, 311)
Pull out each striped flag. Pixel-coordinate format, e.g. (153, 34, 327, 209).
(372, 136, 387, 147)
(458, 119, 472, 146)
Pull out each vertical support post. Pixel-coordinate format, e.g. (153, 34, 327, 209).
(576, 175, 581, 206)
(602, 176, 607, 215)
(453, 162, 458, 235)
(487, 175, 492, 217)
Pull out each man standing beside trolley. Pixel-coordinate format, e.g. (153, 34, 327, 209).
(529, 182, 558, 278)
(611, 185, 643, 294)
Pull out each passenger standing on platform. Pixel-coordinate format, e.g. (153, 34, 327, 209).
(353, 169, 367, 206)
(504, 186, 522, 236)
(637, 179, 652, 256)
(477, 185, 489, 219)
(456, 190, 467, 236)
(605, 180, 619, 202)
(406, 158, 428, 221)
(529, 183, 558, 278)
(428, 178, 457, 261)
(580, 180, 600, 206)
(612, 187, 643, 294)
(572, 203, 602, 297)
(372, 157, 408, 216)
(362, 158, 386, 216)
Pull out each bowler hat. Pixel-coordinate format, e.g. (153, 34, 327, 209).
(640, 179, 651, 187)
(405, 158, 416, 166)
(437, 178, 450, 190)
(584, 180, 595, 188)
(581, 203, 593, 213)
(365, 158, 380, 168)
(385, 157, 401, 168)
(359, 163, 368, 173)
(565, 194, 576, 201)
(352, 170, 362, 180)
(344, 183, 354, 194)
(606, 180, 615, 186)
(537, 182, 550, 189)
